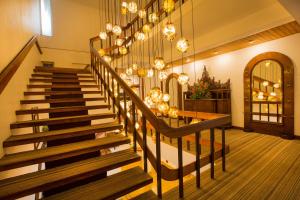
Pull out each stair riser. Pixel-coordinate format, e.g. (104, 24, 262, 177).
(10, 114, 115, 129)
(24, 91, 100, 96)
(27, 85, 98, 89)
(32, 74, 92, 79)
(29, 79, 95, 83)
(20, 98, 104, 104)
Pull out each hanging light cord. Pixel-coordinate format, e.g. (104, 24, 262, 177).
(179, 0, 184, 73)
(191, 0, 197, 82)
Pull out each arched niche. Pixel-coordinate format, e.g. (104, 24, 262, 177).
(165, 73, 183, 110)
(244, 52, 294, 139)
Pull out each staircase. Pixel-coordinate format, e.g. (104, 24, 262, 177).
(0, 67, 155, 200)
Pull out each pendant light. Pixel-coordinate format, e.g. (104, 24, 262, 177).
(138, 9, 146, 18)
(128, 1, 138, 13)
(149, 13, 158, 23)
(163, 0, 175, 13)
(135, 31, 146, 41)
(115, 38, 124, 46)
(159, 71, 168, 80)
(119, 46, 128, 55)
(147, 68, 154, 77)
(143, 24, 152, 33)
(168, 106, 179, 118)
(126, 67, 133, 76)
(176, 0, 189, 53)
(98, 48, 106, 57)
(158, 102, 169, 114)
(121, 1, 128, 15)
(112, 25, 122, 36)
(163, 21, 176, 41)
(98, 0, 107, 40)
(132, 63, 138, 70)
(178, 73, 189, 85)
(154, 57, 166, 70)
(103, 55, 112, 63)
(162, 93, 170, 102)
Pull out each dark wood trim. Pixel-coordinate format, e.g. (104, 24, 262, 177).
(244, 52, 294, 139)
(295, 135, 300, 140)
(0, 36, 42, 94)
(165, 73, 183, 110)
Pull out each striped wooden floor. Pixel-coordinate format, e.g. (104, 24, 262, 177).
(162, 129, 300, 200)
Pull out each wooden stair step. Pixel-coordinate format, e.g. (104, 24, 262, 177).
(131, 191, 158, 200)
(10, 113, 116, 129)
(16, 105, 109, 115)
(4, 122, 122, 147)
(20, 97, 105, 104)
(34, 67, 90, 74)
(44, 167, 153, 200)
(29, 78, 95, 83)
(32, 73, 93, 79)
(0, 135, 130, 171)
(0, 149, 139, 200)
(27, 84, 98, 88)
(24, 91, 100, 96)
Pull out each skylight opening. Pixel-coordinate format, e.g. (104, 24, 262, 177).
(40, 0, 52, 36)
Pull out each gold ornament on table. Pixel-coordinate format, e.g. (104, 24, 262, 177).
(138, 9, 146, 18)
(112, 25, 122, 36)
(142, 24, 152, 33)
(158, 102, 169, 114)
(159, 71, 168, 81)
(137, 67, 147, 77)
(98, 49, 106, 57)
(149, 13, 158, 23)
(163, 0, 175, 13)
(103, 55, 112, 63)
(147, 68, 154, 78)
(119, 46, 128, 55)
(128, 2, 137, 13)
(135, 31, 145, 41)
(176, 37, 189, 53)
(168, 106, 178, 118)
(106, 22, 113, 32)
(163, 22, 176, 41)
(115, 38, 124, 46)
(154, 57, 166, 70)
(99, 32, 107, 40)
(162, 93, 170, 102)
(178, 72, 189, 85)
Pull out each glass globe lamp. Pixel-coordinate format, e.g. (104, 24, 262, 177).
(126, 67, 133, 76)
(120, 73, 127, 80)
(147, 68, 154, 77)
(150, 87, 162, 103)
(142, 24, 152, 33)
(270, 92, 277, 97)
(115, 38, 124, 46)
(135, 31, 145, 41)
(163, 22, 176, 41)
(119, 46, 128, 55)
(168, 106, 178, 118)
(121, 1, 128, 14)
(128, 2, 137, 13)
(163, 0, 175, 13)
(138, 9, 146, 18)
(137, 68, 147, 77)
(154, 57, 165, 70)
(158, 102, 169, 114)
(112, 25, 122, 36)
(159, 71, 168, 81)
(263, 81, 269, 87)
(162, 93, 170, 102)
(106, 22, 113, 32)
(98, 49, 106, 57)
(103, 55, 112, 63)
(178, 72, 189, 85)
(144, 96, 154, 108)
(176, 37, 189, 53)
(132, 63, 138, 70)
(149, 13, 158, 23)
(99, 32, 107, 40)
(273, 83, 280, 89)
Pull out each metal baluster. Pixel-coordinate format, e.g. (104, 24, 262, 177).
(112, 78, 115, 114)
(103, 67, 107, 102)
(178, 137, 184, 198)
(156, 130, 162, 198)
(132, 103, 137, 152)
(107, 70, 111, 109)
(117, 83, 121, 124)
(123, 92, 128, 136)
(210, 128, 215, 179)
(195, 131, 201, 188)
(222, 127, 226, 171)
(142, 115, 148, 172)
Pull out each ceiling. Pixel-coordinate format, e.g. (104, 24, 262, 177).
(124, 0, 295, 65)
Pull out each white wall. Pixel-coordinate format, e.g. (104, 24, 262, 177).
(170, 33, 300, 136)
(39, 0, 102, 68)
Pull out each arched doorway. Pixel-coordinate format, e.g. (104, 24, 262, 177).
(165, 73, 183, 110)
(244, 52, 294, 139)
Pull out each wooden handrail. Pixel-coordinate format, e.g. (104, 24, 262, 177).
(0, 36, 42, 94)
(90, 47, 230, 138)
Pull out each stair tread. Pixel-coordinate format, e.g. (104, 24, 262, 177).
(34, 67, 90, 74)
(131, 191, 158, 200)
(4, 122, 122, 147)
(24, 91, 100, 95)
(0, 149, 139, 200)
(20, 97, 105, 104)
(44, 167, 153, 200)
(29, 78, 95, 83)
(10, 113, 116, 129)
(27, 84, 98, 88)
(16, 105, 109, 115)
(0, 135, 130, 171)
(32, 74, 93, 78)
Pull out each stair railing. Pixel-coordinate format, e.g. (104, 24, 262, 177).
(90, 42, 230, 198)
